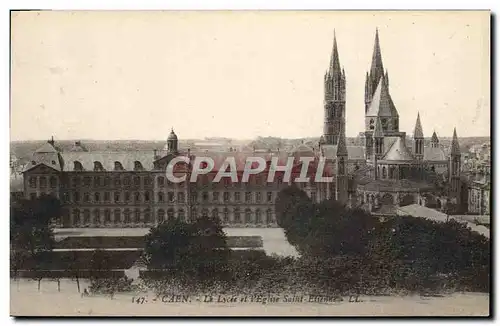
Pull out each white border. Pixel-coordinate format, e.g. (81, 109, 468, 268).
(3, 1, 496, 325)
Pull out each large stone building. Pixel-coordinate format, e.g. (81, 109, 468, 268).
(22, 29, 464, 226)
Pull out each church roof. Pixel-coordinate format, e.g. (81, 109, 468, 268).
(431, 131, 439, 143)
(321, 145, 365, 160)
(423, 146, 447, 161)
(382, 137, 414, 161)
(365, 76, 399, 118)
(451, 128, 461, 155)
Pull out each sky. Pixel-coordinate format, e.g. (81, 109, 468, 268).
(10, 10, 490, 141)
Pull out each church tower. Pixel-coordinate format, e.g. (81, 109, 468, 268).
(431, 131, 439, 148)
(364, 28, 385, 113)
(413, 112, 424, 160)
(336, 124, 349, 204)
(449, 128, 461, 205)
(323, 31, 346, 145)
(167, 128, 179, 154)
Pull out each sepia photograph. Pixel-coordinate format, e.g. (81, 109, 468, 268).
(9, 10, 491, 317)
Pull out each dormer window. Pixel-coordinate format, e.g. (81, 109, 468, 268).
(94, 161, 105, 172)
(114, 161, 124, 171)
(51, 160, 56, 165)
(134, 161, 144, 171)
(31, 161, 36, 165)
(73, 161, 83, 171)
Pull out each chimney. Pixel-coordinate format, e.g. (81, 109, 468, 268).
(48, 136, 55, 146)
(153, 149, 158, 159)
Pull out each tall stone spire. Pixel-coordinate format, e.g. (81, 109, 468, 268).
(451, 127, 461, 155)
(329, 30, 341, 75)
(323, 30, 346, 146)
(413, 112, 424, 138)
(365, 28, 386, 112)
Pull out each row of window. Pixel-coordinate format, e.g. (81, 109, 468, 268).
(28, 176, 58, 188)
(65, 207, 275, 225)
(65, 190, 276, 204)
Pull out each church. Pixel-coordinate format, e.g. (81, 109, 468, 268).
(21, 29, 462, 227)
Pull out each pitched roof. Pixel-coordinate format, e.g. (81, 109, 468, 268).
(35, 142, 58, 153)
(321, 145, 365, 160)
(365, 76, 399, 118)
(382, 137, 414, 161)
(413, 113, 424, 138)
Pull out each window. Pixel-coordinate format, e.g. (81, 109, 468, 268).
(177, 192, 185, 203)
(144, 176, 152, 186)
(369, 118, 375, 130)
(114, 176, 121, 186)
(114, 161, 124, 171)
(50, 176, 57, 188)
(39, 177, 47, 188)
(223, 208, 229, 223)
(256, 192, 262, 203)
(134, 209, 141, 223)
(73, 209, 81, 225)
(104, 176, 111, 186)
(124, 209, 131, 224)
(191, 192, 198, 203)
(113, 209, 121, 224)
(73, 161, 83, 171)
(234, 208, 241, 223)
(235, 192, 241, 202)
(145, 191, 151, 202)
(134, 192, 141, 203)
(157, 209, 165, 223)
(93, 176, 101, 187)
(213, 192, 219, 202)
(134, 161, 143, 171)
(93, 209, 100, 225)
(83, 210, 90, 225)
(83, 176, 91, 186)
(83, 192, 90, 203)
(168, 192, 174, 202)
(123, 176, 131, 186)
(104, 210, 111, 224)
(104, 192, 110, 202)
(223, 192, 230, 202)
(133, 176, 140, 186)
(157, 176, 165, 187)
(94, 192, 100, 203)
(167, 209, 174, 220)
(114, 191, 120, 203)
(202, 208, 209, 218)
(94, 161, 104, 172)
(29, 177, 37, 188)
(144, 209, 151, 223)
(212, 208, 219, 220)
(245, 192, 252, 203)
(125, 192, 130, 202)
(245, 209, 252, 223)
(29, 193, 36, 200)
(255, 209, 262, 224)
(178, 209, 185, 221)
(267, 192, 273, 202)
(202, 191, 209, 202)
(266, 209, 273, 224)
(74, 191, 80, 202)
(158, 192, 165, 202)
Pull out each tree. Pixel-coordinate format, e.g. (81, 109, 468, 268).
(143, 216, 229, 281)
(10, 194, 60, 290)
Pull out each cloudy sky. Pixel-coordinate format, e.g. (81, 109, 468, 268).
(11, 10, 490, 141)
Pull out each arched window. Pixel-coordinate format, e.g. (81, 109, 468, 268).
(114, 161, 124, 171)
(157, 209, 165, 223)
(94, 161, 105, 171)
(245, 209, 252, 224)
(73, 161, 83, 171)
(167, 208, 174, 220)
(134, 161, 143, 171)
(369, 119, 375, 130)
(234, 208, 241, 223)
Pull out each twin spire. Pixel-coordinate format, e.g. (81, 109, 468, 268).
(327, 30, 345, 79)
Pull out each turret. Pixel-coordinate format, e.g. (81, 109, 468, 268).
(431, 131, 439, 148)
(413, 112, 424, 160)
(167, 128, 179, 154)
